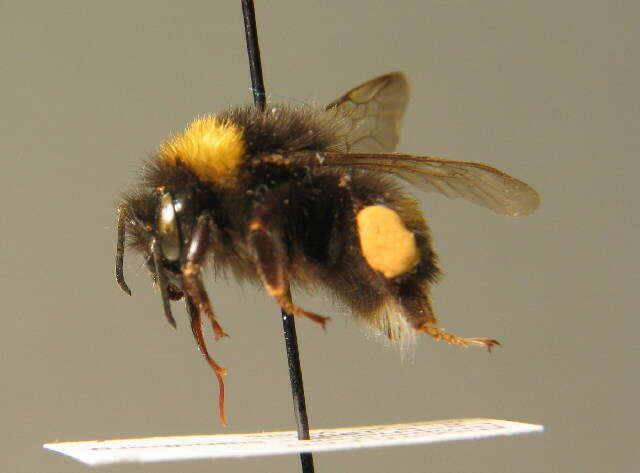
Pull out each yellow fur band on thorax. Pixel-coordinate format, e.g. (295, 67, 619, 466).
(159, 116, 246, 186)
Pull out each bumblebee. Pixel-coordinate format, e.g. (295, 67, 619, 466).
(115, 73, 539, 424)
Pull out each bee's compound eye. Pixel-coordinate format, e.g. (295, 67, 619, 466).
(157, 192, 181, 261)
(356, 205, 420, 279)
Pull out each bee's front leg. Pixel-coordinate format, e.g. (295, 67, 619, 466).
(180, 212, 228, 424)
(180, 213, 228, 340)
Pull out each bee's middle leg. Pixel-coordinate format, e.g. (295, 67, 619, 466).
(248, 189, 330, 328)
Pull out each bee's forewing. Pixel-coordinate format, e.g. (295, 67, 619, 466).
(295, 151, 540, 217)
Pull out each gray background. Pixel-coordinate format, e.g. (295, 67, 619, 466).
(2, 1, 638, 472)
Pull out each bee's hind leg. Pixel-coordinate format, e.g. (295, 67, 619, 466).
(248, 189, 331, 328)
(388, 278, 500, 351)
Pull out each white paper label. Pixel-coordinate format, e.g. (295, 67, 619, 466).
(44, 418, 542, 466)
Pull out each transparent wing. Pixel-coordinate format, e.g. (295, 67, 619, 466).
(326, 72, 409, 153)
(294, 152, 540, 216)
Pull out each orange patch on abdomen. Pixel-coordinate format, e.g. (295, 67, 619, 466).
(356, 205, 420, 278)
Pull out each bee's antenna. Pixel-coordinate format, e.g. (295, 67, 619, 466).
(241, 3, 315, 473)
(115, 204, 131, 296)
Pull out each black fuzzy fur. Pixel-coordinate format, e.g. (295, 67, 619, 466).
(120, 103, 440, 342)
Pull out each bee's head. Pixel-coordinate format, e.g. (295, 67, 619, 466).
(116, 113, 245, 327)
(116, 181, 208, 326)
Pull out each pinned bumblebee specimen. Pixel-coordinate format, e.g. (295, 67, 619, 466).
(116, 73, 539, 424)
